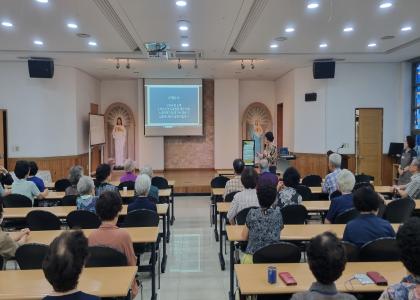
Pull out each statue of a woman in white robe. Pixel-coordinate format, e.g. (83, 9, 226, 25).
(112, 117, 126, 167)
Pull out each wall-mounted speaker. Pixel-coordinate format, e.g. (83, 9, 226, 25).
(305, 93, 317, 102)
(313, 61, 335, 79)
(28, 59, 54, 78)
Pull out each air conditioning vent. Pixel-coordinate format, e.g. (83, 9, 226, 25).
(168, 50, 202, 60)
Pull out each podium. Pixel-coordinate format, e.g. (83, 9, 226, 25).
(327, 150, 349, 171)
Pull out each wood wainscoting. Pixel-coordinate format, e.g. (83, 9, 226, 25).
(7, 153, 89, 182)
(290, 153, 393, 186)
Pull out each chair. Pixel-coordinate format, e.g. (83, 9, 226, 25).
(302, 175, 322, 187)
(60, 195, 77, 206)
(353, 182, 374, 192)
(0, 255, 3, 270)
(15, 243, 49, 269)
(118, 181, 135, 190)
(383, 198, 415, 223)
(280, 205, 308, 224)
(359, 238, 400, 261)
(355, 174, 374, 184)
(66, 210, 101, 229)
(151, 176, 169, 189)
(85, 246, 127, 267)
(54, 179, 71, 192)
(224, 191, 238, 203)
(235, 207, 258, 225)
(210, 176, 230, 226)
(26, 210, 61, 230)
(342, 241, 360, 262)
(210, 176, 230, 188)
(2, 194, 32, 207)
(329, 190, 342, 200)
(253, 242, 301, 263)
(295, 185, 312, 201)
(334, 208, 360, 224)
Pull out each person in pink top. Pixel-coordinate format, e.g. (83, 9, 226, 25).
(88, 191, 138, 298)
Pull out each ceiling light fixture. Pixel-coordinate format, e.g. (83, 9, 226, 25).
(285, 27, 295, 33)
(194, 58, 198, 69)
(126, 59, 130, 69)
(241, 60, 245, 70)
(307, 2, 319, 9)
(179, 25, 188, 31)
(177, 20, 190, 31)
(251, 59, 255, 70)
(33, 40, 43, 45)
(36, 0, 48, 3)
(116, 58, 120, 69)
(88, 41, 97, 46)
(343, 27, 354, 32)
(368, 43, 377, 47)
(177, 58, 182, 70)
(181, 42, 189, 47)
(379, 2, 392, 9)
(401, 26, 412, 32)
(176, 0, 187, 6)
(270, 44, 279, 48)
(319, 43, 328, 48)
(67, 23, 78, 29)
(1, 21, 13, 27)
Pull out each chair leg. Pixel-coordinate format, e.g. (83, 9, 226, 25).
(158, 244, 161, 289)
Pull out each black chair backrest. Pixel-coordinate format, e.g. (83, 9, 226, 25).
(2, 194, 32, 207)
(123, 209, 159, 227)
(118, 181, 135, 190)
(334, 208, 360, 224)
(60, 195, 77, 206)
(26, 210, 61, 230)
(210, 176, 230, 188)
(253, 242, 301, 263)
(353, 182, 374, 192)
(66, 210, 101, 229)
(0, 255, 3, 270)
(295, 185, 312, 201)
(342, 241, 360, 262)
(151, 176, 169, 189)
(85, 246, 127, 267)
(235, 206, 258, 225)
(329, 190, 342, 200)
(280, 205, 308, 224)
(54, 179, 72, 192)
(359, 237, 400, 262)
(224, 191, 238, 203)
(383, 198, 415, 223)
(15, 243, 49, 269)
(355, 174, 374, 184)
(301, 175, 322, 187)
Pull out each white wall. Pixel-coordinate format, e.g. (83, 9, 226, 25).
(275, 70, 295, 150)
(214, 79, 240, 168)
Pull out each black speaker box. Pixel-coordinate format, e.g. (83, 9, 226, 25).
(313, 61, 335, 79)
(28, 59, 54, 78)
(305, 93, 317, 102)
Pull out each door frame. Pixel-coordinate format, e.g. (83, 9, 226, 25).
(0, 109, 8, 169)
(277, 103, 283, 148)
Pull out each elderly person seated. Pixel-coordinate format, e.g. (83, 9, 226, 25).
(393, 158, 420, 199)
(65, 165, 83, 196)
(27, 161, 45, 192)
(95, 164, 119, 196)
(224, 159, 245, 198)
(76, 176, 98, 213)
(258, 159, 278, 187)
(128, 174, 157, 213)
(120, 159, 137, 183)
(140, 165, 159, 202)
(323, 153, 342, 195)
(325, 169, 356, 224)
(277, 167, 302, 209)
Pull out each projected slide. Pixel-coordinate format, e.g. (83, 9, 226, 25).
(145, 79, 203, 136)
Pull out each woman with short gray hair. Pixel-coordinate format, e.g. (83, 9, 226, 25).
(127, 174, 157, 213)
(65, 165, 84, 196)
(76, 176, 98, 213)
(140, 165, 159, 202)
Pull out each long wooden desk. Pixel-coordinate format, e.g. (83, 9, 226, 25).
(41, 189, 171, 199)
(236, 262, 405, 296)
(310, 186, 392, 194)
(0, 266, 137, 300)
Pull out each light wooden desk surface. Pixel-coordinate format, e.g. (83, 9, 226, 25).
(110, 180, 175, 187)
(25, 227, 159, 245)
(310, 186, 392, 194)
(236, 262, 405, 295)
(40, 189, 171, 199)
(3, 203, 168, 219)
(0, 266, 137, 300)
(212, 188, 225, 196)
(226, 224, 401, 242)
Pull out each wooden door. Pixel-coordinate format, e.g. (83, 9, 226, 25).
(356, 108, 383, 185)
(277, 103, 283, 148)
(0, 111, 6, 168)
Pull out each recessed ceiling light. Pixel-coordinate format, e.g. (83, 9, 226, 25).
(36, 0, 48, 3)
(270, 44, 279, 48)
(33, 40, 43, 45)
(285, 27, 295, 33)
(379, 2, 392, 9)
(176, 0, 187, 6)
(319, 43, 328, 48)
(88, 41, 97, 46)
(307, 2, 319, 9)
(343, 27, 354, 32)
(179, 25, 189, 31)
(181, 42, 189, 47)
(67, 23, 78, 29)
(1, 21, 13, 27)
(401, 26, 412, 32)
(368, 43, 377, 47)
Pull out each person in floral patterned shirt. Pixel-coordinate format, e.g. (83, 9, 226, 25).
(379, 217, 420, 300)
(258, 131, 277, 173)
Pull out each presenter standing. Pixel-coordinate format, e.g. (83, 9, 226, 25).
(112, 117, 126, 167)
(258, 131, 277, 173)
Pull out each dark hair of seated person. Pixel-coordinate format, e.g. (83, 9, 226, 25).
(42, 230, 88, 292)
(283, 167, 301, 188)
(14, 160, 30, 179)
(233, 158, 245, 175)
(307, 232, 346, 285)
(352, 181, 374, 192)
(241, 166, 258, 189)
(257, 184, 277, 209)
(28, 161, 39, 176)
(95, 191, 123, 221)
(397, 217, 420, 277)
(95, 163, 111, 183)
(353, 186, 380, 212)
(265, 131, 274, 142)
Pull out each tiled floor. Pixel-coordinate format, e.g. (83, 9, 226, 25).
(139, 196, 230, 300)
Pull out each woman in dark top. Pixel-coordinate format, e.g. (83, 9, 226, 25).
(398, 135, 417, 185)
(42, 230, 99, 300)
(127, 174, 157, 212)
